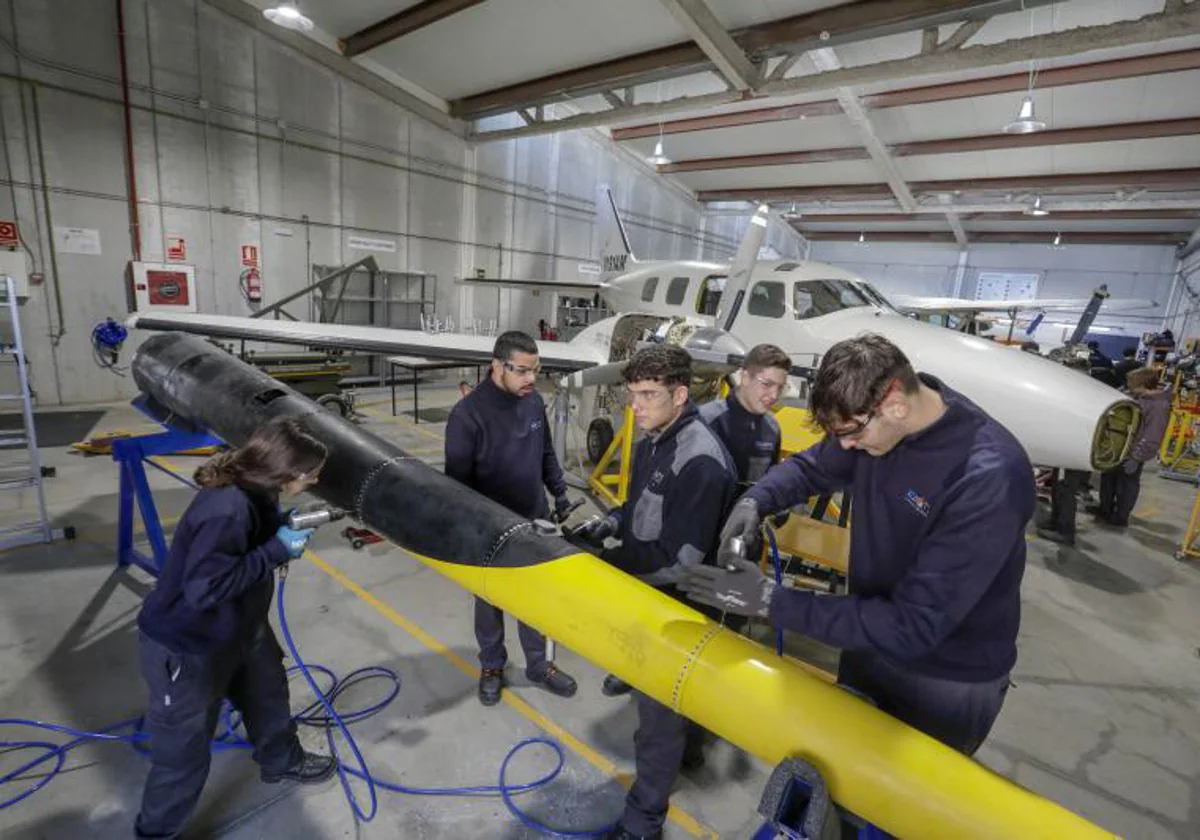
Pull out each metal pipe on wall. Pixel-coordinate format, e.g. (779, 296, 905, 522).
(116, 0, 142, 261)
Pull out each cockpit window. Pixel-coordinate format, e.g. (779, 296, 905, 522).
(748, 281, 787, 319)
(793, 279, 882, 320)
(856, 283, 897, 312)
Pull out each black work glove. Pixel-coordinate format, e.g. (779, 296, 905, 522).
(718, 498, 762, 568)
(553, 495, 573, 523)
(575, 514, 618, 545)
(678, 558, 776, 618)
(770, 509, 791, 528)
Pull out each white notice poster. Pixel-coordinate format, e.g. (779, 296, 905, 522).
(347, 235, 397, 253)
(54, 226, 102, 255)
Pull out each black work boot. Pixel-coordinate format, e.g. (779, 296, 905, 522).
(261, 750, 337, 784)
(602, 825, 662, 840)
(479, 668, 505, 706)
(601, 674, 633, 697)
(1035, 526, 1074, 546)
(527, 663, 577, 698)
(681, 742, 706, 773)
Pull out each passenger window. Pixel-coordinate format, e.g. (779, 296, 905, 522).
(747, 281, 786, 319)
(641, 277, 659, 303)
(665, 276, 689, 306)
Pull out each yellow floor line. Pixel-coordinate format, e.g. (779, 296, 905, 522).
(150, 454, 714, 837)
(303, 550, 717, 839)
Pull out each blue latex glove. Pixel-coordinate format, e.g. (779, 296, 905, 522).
(275, 524, 314, 559)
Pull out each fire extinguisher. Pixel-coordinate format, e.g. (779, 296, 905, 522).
(240, 267, 262, 303)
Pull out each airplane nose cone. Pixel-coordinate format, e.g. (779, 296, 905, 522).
(805, 312, 1138, 471)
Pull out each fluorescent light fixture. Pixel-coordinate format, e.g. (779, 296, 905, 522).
(264, 2, 314, 32)
(1025, 196, 1050, 217)
(1003, 95, 1047, 134)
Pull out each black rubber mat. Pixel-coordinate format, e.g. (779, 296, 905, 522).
(0, 410, 106, 448)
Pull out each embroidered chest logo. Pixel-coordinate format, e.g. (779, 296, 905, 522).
(649, 469, 665, 489)
(530, 420, 542, 431)
(905, 489, 931, 517)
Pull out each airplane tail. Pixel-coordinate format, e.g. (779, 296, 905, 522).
(597, 186, 636, 283)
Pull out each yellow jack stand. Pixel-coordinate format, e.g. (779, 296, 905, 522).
(588, 406, 635, 507)
(1175, 485, 1200, 562)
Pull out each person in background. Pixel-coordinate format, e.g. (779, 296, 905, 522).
(681, 334, 1032, 758)
(445, 330, 578, 707)
(1088, 340, 1114, 370)
(1091, 367, 1171, 527)
(1112, 346, 1141, 385)
(1037, 354, 1094, 546)
(574, 346, 736, 840)
(699, 343, 789, 500)
(135, 418, 336, 840)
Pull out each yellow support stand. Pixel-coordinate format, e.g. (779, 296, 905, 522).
(1175, 485, 1200, 562)
(588, 405, 636, 506)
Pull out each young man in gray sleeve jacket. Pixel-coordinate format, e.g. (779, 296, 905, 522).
(575, 345, 735, 840)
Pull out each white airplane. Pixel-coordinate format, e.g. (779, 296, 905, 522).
(126, 195, 1140, 473)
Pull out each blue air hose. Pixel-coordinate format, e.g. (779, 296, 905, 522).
(0, 572, 615, 837)
(764, 527, 785, 656)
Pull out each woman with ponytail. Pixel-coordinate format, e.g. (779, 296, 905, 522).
(134, 417, 335, 840)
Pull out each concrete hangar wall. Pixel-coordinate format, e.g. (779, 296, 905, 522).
(0, 0, 803, 407)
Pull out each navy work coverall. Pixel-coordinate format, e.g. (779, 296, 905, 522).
(444, 376, 568, 676)
(601, 403, 735, 836)
(135, 485, 299, 839)
(699, 392, 782, 498)
(746, 375, 1035, 755)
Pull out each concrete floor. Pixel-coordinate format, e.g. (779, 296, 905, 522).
(1, 382, 1198, 839)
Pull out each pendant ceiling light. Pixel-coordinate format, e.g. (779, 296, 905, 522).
(1004, 95, 1047, 134)
(264, 2, 314, 32)
(646, 138, 671, 166)
(1003, 8, 1048, 134)
(1025, 196, 1050, 217)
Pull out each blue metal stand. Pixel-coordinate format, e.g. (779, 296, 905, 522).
(112, 418, 222, 578)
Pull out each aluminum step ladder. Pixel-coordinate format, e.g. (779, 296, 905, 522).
(0, 274, 70, 550)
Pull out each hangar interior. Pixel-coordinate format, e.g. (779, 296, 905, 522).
(0, 0, 1198, 838)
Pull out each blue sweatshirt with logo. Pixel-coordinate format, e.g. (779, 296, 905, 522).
(138, 485, 289, 654)
(444, 376, 567, 520)
(746, 375, 1034, 682)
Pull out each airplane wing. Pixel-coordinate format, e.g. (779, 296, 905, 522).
(891, 295, 1158, 314)
(455, 277, 604, 294)
(126, 312, 606, 371)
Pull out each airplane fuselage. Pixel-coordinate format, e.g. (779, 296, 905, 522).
(579, 258, 1137, 472)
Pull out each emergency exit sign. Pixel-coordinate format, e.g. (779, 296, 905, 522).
(0, 221, 19, 249)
